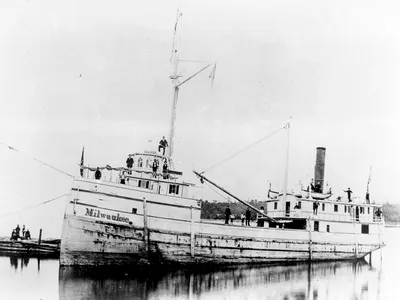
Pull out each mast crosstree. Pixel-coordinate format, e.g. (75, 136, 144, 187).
(167, 11, 216, 158)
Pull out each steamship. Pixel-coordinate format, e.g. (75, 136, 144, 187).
(59, 14, 385, 266)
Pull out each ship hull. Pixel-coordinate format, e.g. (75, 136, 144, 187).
(60, 179, 384, 266)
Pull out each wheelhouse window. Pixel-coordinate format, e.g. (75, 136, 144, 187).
(169, 184, 180, 195)
(326, 225, 330, 232)
(138, 180, 150, 189)
(146, 158, 152, 168)
(274, 202, 277, 210)
(314, 221, 319, 232)
(334, 205, 338, 212)
(322, 203, 325, 211)
(138, 158, 143, 168)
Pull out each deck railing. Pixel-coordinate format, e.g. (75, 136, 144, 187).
(266, 210, 384, 224)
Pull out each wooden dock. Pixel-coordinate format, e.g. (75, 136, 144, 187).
(0, 237, 60, 257)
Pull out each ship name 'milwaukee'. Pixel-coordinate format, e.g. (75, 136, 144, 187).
(85, 208, 130, 224)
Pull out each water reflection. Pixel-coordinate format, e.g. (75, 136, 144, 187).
(8, 255, 30, 270)
(3, 254, 42, 272)
(59, 260, 378, 300)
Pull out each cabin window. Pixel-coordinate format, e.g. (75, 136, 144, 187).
(138, 180, 150, 189)
(138, 158, 143, 168)
(169, 184, 180, 195)
(345, 206, 347, 213)
(322, 203, 325, 211)
(146, 158, 152, 168)
(314, 221, 319, 232)
(361, 224, 369, 234)
(326, 225, 330, 232)
(334, 205, 338, 212)
(132, 208, 137, 214)
(368, 207, 370, 214)
(274, 202, 277, 210)
(298, 201, 302, 209)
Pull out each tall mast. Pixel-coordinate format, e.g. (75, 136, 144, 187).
(282, 122, 290, 203)
(167, 11, 216, 159)
(168, 11, 182, 158)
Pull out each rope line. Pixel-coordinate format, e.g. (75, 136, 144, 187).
(0, 193, 69, 219)
(203, 180, 233, 203)
(0, 141, 73, 178)
(201, 125, 287, 174)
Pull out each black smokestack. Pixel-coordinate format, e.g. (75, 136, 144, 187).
(314, 147, 326, 193)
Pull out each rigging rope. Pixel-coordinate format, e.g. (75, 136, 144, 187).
(0, 141, 73, 178)
(203, 180, 233, 203)
(201, 125, 287, 174)
(0, 193, 69, 219)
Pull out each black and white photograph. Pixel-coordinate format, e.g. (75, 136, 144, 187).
(0, 0, 399, 299)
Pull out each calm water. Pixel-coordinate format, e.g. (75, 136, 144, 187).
(0, 228, 399, 300)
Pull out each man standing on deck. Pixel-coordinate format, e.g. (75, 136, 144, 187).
(126, 155, 134, 174)
(257, 206, 265, 227)
(315, 182, 322, 193)
(313, 202, 320, 215)
(162, 160, 169, 179)
(15, 225, 20, 238)
(152, 159, 159, 178)
(344, 187, 353, 202)
(95, 167, 102, 180)
(245, 208, 251, 226)
(225, 205, 231, 225)
(158, 136, 169, 156)
(310, 179, 315, 192)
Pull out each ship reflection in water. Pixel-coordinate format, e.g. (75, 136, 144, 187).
(59, 260, 381, 300)
(1, 228, 398, 300)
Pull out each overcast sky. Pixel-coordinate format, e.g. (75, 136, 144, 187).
(0, 0, 399, 238)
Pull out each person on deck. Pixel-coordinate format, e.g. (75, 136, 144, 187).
(15, 225, 20, 238)
(95, 167, 102, 180)
(225, 205, 231, 225)
(257, 206, 265, 227)
(25, 229, 31, 240)
(245, 208, 251, 226)
(310, 179, 315, 192)
(315, 182, 322, 193)
(313, 202, 320, 215)
(10, 230, 17, 241)
(344, 188, 353, 202)
(22, 225, 26, 238)
(230, 214, 235, 224)
(162, 160, 168, 179)
(241, 213, 245, 226)
(126, 155, 134, 174)
(158, 136, 169, 156)
(294, 202, 300, 209)
(375, 208, 383, 220)
(152, 159, 159, 178)
(120, 171, 126, 184)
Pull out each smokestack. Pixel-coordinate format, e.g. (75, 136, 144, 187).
(314, 147, 326, 193)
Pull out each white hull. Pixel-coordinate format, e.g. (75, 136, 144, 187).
(60, 178, 384, 266)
